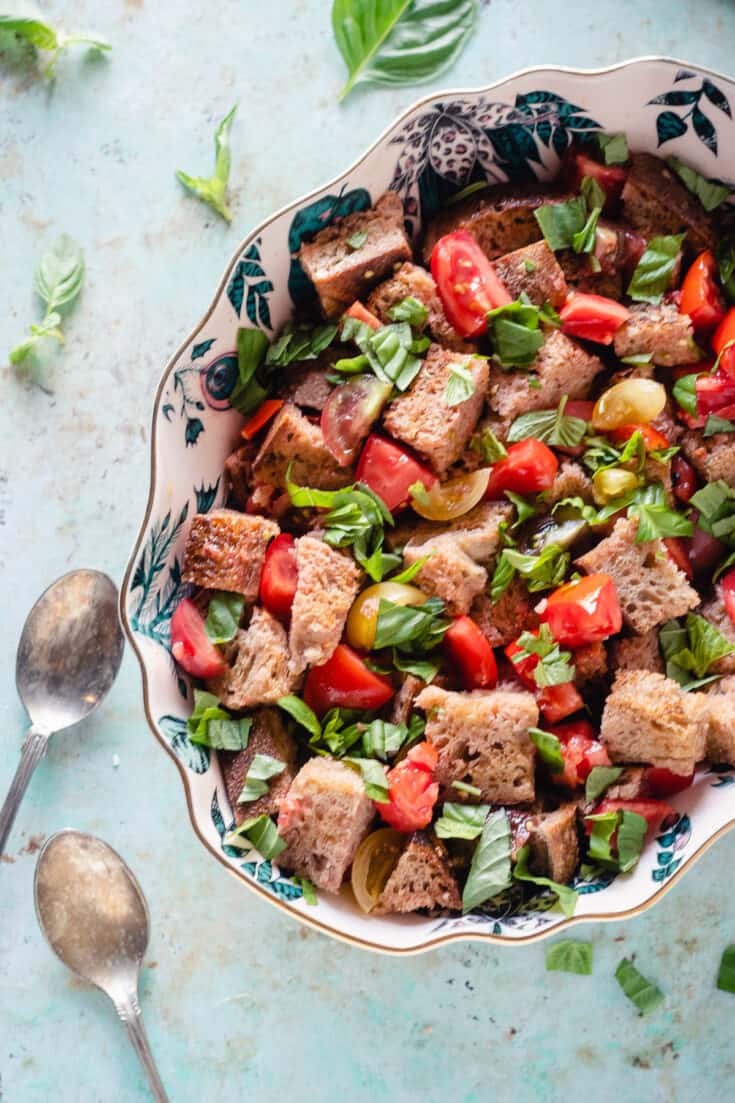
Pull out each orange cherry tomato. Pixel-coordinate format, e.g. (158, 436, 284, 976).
(608, 423, 670, 450)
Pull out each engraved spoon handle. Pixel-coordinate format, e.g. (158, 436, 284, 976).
(0, 728, 48, 857)
(114, 988, 171, 1103)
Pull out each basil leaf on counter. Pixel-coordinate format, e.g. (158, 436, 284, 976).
(388, 296, 429, 327)
(462, 810, 512, 912)
(668, 156, 731, 212)
(615, 958, 664, 1015)
(596, 132, 629, 165)
(546, 940, 594, 975)
(435, 802, 490, 841)
(237, 754, 286, 803)
(226, 814, 286, 860)
(717, 945, 735, 993)
(507, 395, 588, 449)
(0, 15, 111, 78)
(585, 766, 623, 803)
(513, 845, 578, 916)
(205, 592, 244, 644)
(627, 234, 686, 303)
(529, 728, 564, 773)
(176, 104, 237, 223)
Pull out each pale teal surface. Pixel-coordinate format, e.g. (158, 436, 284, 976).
(3, 2, 735, 1100)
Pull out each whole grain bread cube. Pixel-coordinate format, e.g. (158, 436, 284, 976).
(220, 708, 298, 825)
(288, 536, 361, 674)
(544, 460, 593, 505)
(526, 804, 579, 885)
(182, 509, 279, 599)
(613, 303, 698, 366)
(558, 251, 624, 299)
(575, 516, 699, 634)
(702, 687, 735, 765)
(698, 584, 735, 675)
(388, 674, 426, 727)
(493, 239, 568, 308)
(600, 670, 707, 773)
(416, 685, 539, 804)
(421, 184, 571, 264)
(574, 641, 607, 686)
(223, 441, 257, 511)
(604, 766, 649, 801)
(373, 831, 462, 915)
(277, 758, 375, 892)
(298, 192, 411, 318)
(278, 361, 337, 412)
(681, 430, 735, 487)
(382, 345, 488, 474)
(403, 537, 488, 616)
(366, 262, 472, 353)
(401, 501, 514, 563)
(621, 153, 714, 253)
(252, 403, 353, 490)
(470, 579, 540, 647)
(486, 330, 605, 421)
(208, 608, 299, 709)
(609, 630, 664, 675)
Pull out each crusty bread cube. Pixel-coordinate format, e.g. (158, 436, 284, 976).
(388, 674, 425, 727)
(575, 516, 698, 634)
(366, 261, 471, 353)
(558, 251, 624, 299)
(208, 608, 299, 709)
(223, 442, 257, 511)
(252, 403, 353, 491)
(609, 630, 664, 675)
(613, 303, 698, 366)
(382, 345, 488, 475)
(600, 670, 707, 773)
(704, 677, 735, 764)
(470, 578, 540, 648)
(544, 460, 593, 505)
(526, 804, 579, 885)
(603, 766, 649, 802)
(622, 153, 714, 254)
(486, 330, 604, 422)
(277, 758, 375, 892)
(416, 685, 538, 804)
(298, 192, 411, 318)
(401, 501, 513, 563)
(574, 641, 607, 686)
(288, 536, 361, 674)
(182, 508, 278, 599)
(698, 584, 735, 675)
(403, 537, 487, 616)
(493, 239, 568, 308)
(221, 708, 298, 825)
(681, 430, 735, 488)
(373, 831, 462, 915)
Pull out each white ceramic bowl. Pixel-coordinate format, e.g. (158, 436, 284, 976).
(122, 58, 735, 954)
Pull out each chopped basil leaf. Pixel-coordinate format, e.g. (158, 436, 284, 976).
(435, 802, 490, 840)
(187, 690, 251, 751)
(546, 940, 594, 975)
(513, 844, 578, 916)
(491, 543, 570, 603)
(462, 810, 512, 912)
(204, 592, 244, 645)
(659, 613, 735, 687)
(360, 716, 424, 761)
(176, 105, 236, 223)
(513, 624, 576, 687)
(346, 230, 368, 250)
(225, 814, 286, 860)
(313, 708, 365, 757)
(717, 237, 735, 302)
(668, 156, 730, 212)
(529, 727, 564, 773)
(572, 201, 601, 255)
(534, 197, 588, 251)
(596, 132, 629, 165)
(672, 372, 701, 416)
(333, 353, 370, 374)
(392, 651, 441, 682)
(344, 756, 389, 801)
(276, 695, 322, 739)
(523, 258, 536, 273)
(342, 317, 424, 392)
(373, 596, 450, 652)
(690, 479, 735, 537)
(451, 780, 483, 797)
(507, 395, 588, 449)
(596, 482, 693, 542)
(387, 296, 429, 327)
(585, 809, 647, 872)
(505, 490, 537, 528)
(580, 174, 607, 213)
(470, 426, 508, 463)
(585, 765, 623, 802)
(267, 321, 339, 368)
(717, 945, 735, 993)
(229, 327, 270, 415)
(238, 754, 286, 803)
(705, 414, 735, 437)
(295, 877, 318, 905)
(615, 958, 664, 1016)
(627, 234, 686, 304)
(445, 360, 476, 407)
(615, 810, 648, 871)
(486, 297, 546, 368)
(489, 550, 517, 602)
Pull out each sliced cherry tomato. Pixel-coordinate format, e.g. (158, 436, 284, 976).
(344, 300, 382, 330)
(671, 455, 697, 504)
(663, 537, 693, 580)
(712, 305, 735, 377)
(721, 568, 735, 627)
(547, 719, 611, 788)
(375, 742, 439, 833)
(170, 597, 227, 679)
(569, 151, 628, 207)
(241, 399, 284, 440)
(444, 616, 498, 690)
(431, 229, 512, 338)
(302, 643, 394, 715)
(644, 767, 695, 798)
(559, 292, 630, 345)
(588, 798, 675, 833)
(355, 434, 437, 513)
(259, 533, 298, 618)
(608, 423, 670, 450)
(680, 250, 725, 332)
(537, 681, 585, 724)
(696, 369, 735, 416)
(504, 637, 538, 690)
(485, 438, 559, 499)
(541, 573, 622, 648)
(321, 376, 392, 466)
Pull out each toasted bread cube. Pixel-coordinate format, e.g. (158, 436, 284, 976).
(288, 536, 361, 674)
(609, 630, 664, 675)
(416, 685, 538, 804)
(277, 758, 375, 892)
(278, 359, 337, 412)
(221, 708, 298, 825)
(558, 251, 624, 299)
(622, 153, 714, 253)
(298, 192, 411, 319)
(382, 345, 488, 475)
(544, 460, 593, 505)
(603, 766, 649, 801)
(574, 641, 607, 686)
(252, 403, 353, 491)
(613, 303, 698, 366)
(388, 674, 426, 727)
(208, 608, 299, 709)
(470, 579, 540, 648)
(366, 261, 471, 353)
(698, 584, 735, 675)
(575, 516, 698, 634)
(182, 508, 278, 599)
(600, 670, 707, 773)
(526, 804, 579, 885)
(223, 442, 257, 511)
(401, 501, 514, 563)
(493, 239, 568, 308)
(705, 679, 735, 764)
(486, 330, 604, 421)
(681, 430, 735, 487)
(403, 537, 487, 616)
(374, 831, 462, 915)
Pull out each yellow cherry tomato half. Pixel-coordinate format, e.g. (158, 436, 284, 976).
(346, 581, 427, 651)
(410, 467, 491, 521)
(351, 828, 404, 913)
(592, 467, 640, 505)
(592, 379, 667, 431)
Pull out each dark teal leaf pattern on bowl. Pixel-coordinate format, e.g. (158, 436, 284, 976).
(191, 338, 215, 360)
(226, 238, 274, 328)
(648, 76, 731, 154)
(158, 714, 210, 774)
(130, 502, 190, 648)
(652, 813, 691, 883)
(194, 479, 220, 513)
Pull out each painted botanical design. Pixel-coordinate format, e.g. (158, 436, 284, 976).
(708, 764, 735, 788)
(652, 813, 691, 883)
(648, 70, 732, 153)
(130, 501, 190, 650)
(226, 237, 273, 328)
(210, 791, 306, 902)
(163, 351, 241, 446)
(157, 714, 210, 774)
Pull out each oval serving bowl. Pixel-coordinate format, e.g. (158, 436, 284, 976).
(122, 58, 735, 954)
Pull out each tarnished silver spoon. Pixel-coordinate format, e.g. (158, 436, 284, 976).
(34, 830, 170, 1102)
(0, 569, 124, 856)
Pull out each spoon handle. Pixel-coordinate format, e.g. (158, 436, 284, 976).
(0, 728, 48, 857)
(114, 989, 171, 1103)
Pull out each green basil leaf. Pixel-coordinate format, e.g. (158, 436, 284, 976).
(668, 156, 731, 212)
(295, 877, 318, 905)
(266, 321, 339, 368)
(176, 104, 237, 222)
(486, 298, 546, 368)
(388, 557, 430, 585)
(507, 395, 587, 449)
(546, 940, 594, 975)
(344, 756, 389, 801)
(705, 414, 735, 437)
(615, 958, 664, 1015)
(451, 780, 483, 797)
(580, 174, 607, 214)
(672, 372, 701, 416)
(717, 945, 735, 993)
(373, 596, 450, 652)
(620, 351, 654, 365)
(445, 360, 476, 407)
(238, 754, 286, 803)
(585, 766, 623, 803)
(585, 811, 618, 864)
(505, 490, 537, 528)
(387, 296, 429, 327)
(392, 650, 440, 682)
(470, 426, 508, 463)
(462, 809, 512, 912)
(627, 234, 686, 303)
(332, 0, 477, 100)
(186, 690, 252, 750)
(346, 230, 368, 250)
(0, 15, 59, 49)
(226, 814, 286, 860)
(445, 180, 490, 207)
(359, 717, 423, 761)
(333, 353, 370, 374)
(435, 802, 490, 841)
(596, 132, 629, 165)
(276, 695, 322, 738)
(229, 327, 270, 414)
(534, 197, 588, 251)
(523, 257, 537, 273)
(717, 237, 735, 302)
(572, 203, 601, 255)
(353, 321, 423, 391)
(615, 810, 647, 872)
(665, 612, 735, 680)
(489, 546, 518, 602)
(513, 844, 578, 917)
(204, 592, 244, 645)
(529, 728, 564, 773)
(35, 235, 85, 314)
(500, 543, 571, 593)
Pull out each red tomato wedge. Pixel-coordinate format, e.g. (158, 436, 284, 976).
(608, 423, 670, 450)
(356, 433, 437, 513)
(663, 537, 693, 580)
(671, 455, 697, 504)
(321, 376, 392, 466)
(504, 637, 537, 691)
(259, 533, 298, 618)
(485, 438, 559, 499)
(547, 719, 611, 788)
(587, 798, 674, 833)
(344, 300, 382, 330)
(680, 250, 725, 332)
(569, 151, 628, 206)
(170, 598, 227, 679)
(444, 616, 498, 689)
(721, 568, 735, 627)
(431, 230, 512, 338)
(559, 292, 630, 345)
(644, 767, 695, 798)
(537, 682, 585, 725)
(241, 399, 283, 440)
(303, 643, 394, 715)
(541, 573, 622, 648)
(712, 305, 735, 377)
(375, 742, 439, 833)
(696, 369, 735, 416)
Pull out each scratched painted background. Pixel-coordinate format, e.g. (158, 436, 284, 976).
(2, 2, 735, 1100)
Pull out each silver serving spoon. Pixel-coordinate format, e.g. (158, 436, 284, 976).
(0, 569, 124, 856)
(34, 830, 170, 1103)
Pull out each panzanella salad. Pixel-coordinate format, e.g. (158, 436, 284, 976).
(171, 139, 735, 918)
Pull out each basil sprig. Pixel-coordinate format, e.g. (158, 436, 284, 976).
(177, 105, 237, 223)
(659, 613, 734, 690)
(508, 395, 588, 449)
